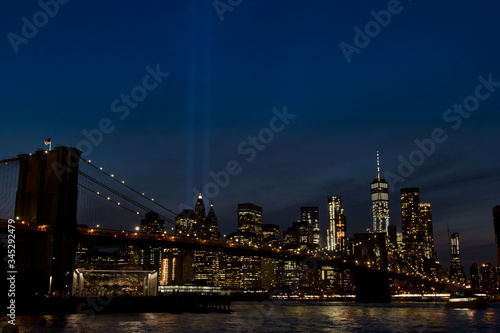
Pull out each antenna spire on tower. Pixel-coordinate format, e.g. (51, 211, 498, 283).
(377, 150, 381, 181)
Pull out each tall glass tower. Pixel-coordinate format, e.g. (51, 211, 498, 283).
(419, 202, 435, 260)
(449, 232, 466, 283)
(371, 151, 390, 232)
(301, 206, 320, 249)
(326, 196, 346, 253)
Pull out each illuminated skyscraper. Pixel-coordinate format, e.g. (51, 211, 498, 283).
(189, 194, 221, 240)
(191, 194, 223, 286)
(326, 196, 346, 253)
(493, 206, 500, 267)
(419, 203, 435, 260)
(470, 263, 499, 293)
(401, 187, 424, 269)
(205, 203, 221, 241)
(238, 202, 263, 236)
(262, 224, 280, 249)
(224, 202, 264, 289)
(140, 211, 165, 235)
(400, 188, 440, 276)
(449, 232, 466, 283)
(283, 221, 310, 251)
(193, 193, 206, 238)
(301, 206, 320, 250)
(371, 151, 390, 232)
(139, 211, 165, 265)
(175, 209, 195, 237)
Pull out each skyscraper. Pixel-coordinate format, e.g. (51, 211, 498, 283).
(493, 206, 500, 267)
(237, 202, 263, 236)
(193, 193, 206, 238)
(419, 203, 435, 260)
(205, 203, 221, 241)
(262, 224, 280, 248)
(400, 188, 439, 275)
(139, 211, 165, 266)
(224, 202, 264, 289)
(371, 151, 390, 233)
(470, 263, 499, 293)
(190, 194, 223, 286)
(400, 188, 423, 265)
(190, 194, 221, 240)
(283, 221, 310, 251)
(449, 232, 466, 283)
(175, 209, 195, 237)
(326, 196, 346, 253)
(140, 211, 165, 235)
(301, 206, 320, 250)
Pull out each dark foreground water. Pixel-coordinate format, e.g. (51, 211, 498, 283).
(3, 301, 500, 332)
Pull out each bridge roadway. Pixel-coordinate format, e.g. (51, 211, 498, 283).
(1, 219, 465, 293)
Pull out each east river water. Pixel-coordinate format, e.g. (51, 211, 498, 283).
(3, 301, 500, 332)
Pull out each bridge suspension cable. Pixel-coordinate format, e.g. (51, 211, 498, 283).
(77, 182, 162, 221)
(80, 159, 179, 216)
(77, 170, 175, 225)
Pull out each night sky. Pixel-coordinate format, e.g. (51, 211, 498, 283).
(1, 1, 500, 271)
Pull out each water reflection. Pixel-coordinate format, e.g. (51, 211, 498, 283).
(2, 302, 499, 332)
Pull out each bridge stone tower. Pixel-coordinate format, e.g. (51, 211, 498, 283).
(15, 146, 81, 296)
(352, 232, 391, 303)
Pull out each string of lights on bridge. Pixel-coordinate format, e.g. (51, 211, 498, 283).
(78, 159, 181, 230)
(82, 159, 178, 216)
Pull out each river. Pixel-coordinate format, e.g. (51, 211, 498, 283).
(3, 301, 500, 332)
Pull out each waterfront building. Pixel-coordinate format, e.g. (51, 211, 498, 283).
(261, 257, 283, 290)
(223, 202, 264, 290)
(470, 263, 500, 293)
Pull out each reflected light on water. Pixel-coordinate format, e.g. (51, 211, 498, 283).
(2, 302, 500, 332)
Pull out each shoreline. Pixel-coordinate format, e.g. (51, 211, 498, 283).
(13, 295, 232, 316)
(12, 294, 500, 316)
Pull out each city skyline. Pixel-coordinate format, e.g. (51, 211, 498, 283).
(0, 143, 496, 319)
(1, 1, 499, 273)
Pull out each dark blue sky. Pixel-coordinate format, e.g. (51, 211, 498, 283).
(1, 0, 500, 270)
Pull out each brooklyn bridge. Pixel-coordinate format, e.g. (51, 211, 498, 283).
(0, 146, 466, 304)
